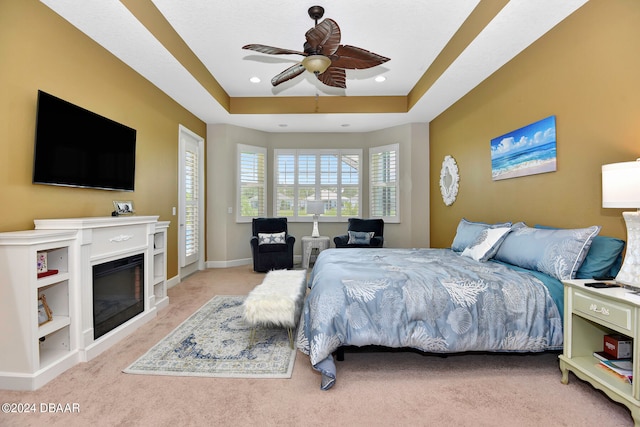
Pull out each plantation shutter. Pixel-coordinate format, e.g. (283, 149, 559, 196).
(274, 149, 361, 220)
(238, 145, 266, 221)
(183, 147, 199, 265)
(370, 143, 399, 222)
(275, 151, 295, 217)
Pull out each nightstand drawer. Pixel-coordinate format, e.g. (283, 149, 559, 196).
(573, 290, 633, 333)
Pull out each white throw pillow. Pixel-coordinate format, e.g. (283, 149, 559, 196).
(461, 227, 511, 262)
(258, 232, 286, 245)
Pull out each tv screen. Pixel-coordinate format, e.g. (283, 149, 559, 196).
(33, 90, 136, 191)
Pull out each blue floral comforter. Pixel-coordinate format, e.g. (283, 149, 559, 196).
(296, 248, 563, 390)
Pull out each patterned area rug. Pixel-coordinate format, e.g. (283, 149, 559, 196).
(124, 295, 297, 378)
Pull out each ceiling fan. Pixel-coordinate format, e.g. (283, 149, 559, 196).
(242, 6, 390, 89)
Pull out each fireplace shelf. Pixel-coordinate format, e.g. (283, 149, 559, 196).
(0, 230, 79, 391)
(153, 221, 169, 310)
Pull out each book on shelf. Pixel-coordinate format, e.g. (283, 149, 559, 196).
(597, 359, 633, 384)
(593, 351, 631, 362)
(37, 269, 58, 279)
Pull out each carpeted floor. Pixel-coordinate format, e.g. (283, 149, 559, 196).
(0, 265, 634, 426)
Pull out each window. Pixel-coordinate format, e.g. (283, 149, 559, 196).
(237, 144, 266, 222)
(274, 149, 361, 220)
(370, 143, 399, 223)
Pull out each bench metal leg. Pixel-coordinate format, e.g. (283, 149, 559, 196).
(288, 328, 294, 349)
(249, 327, 256, 348)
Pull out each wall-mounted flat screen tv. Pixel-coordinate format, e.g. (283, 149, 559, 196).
(33, 90, 137, 191)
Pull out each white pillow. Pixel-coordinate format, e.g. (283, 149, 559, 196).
(258, 232, 286, 245)
(461, 227, 511, 262)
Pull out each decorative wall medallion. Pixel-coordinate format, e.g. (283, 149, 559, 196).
(439, 155, 459, 206)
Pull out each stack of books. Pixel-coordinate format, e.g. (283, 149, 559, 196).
(594, 351, 633, 384)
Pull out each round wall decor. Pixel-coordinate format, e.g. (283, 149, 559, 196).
(439, 155, 459, 206)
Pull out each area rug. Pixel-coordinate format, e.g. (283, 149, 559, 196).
(123, 295, 297, 378)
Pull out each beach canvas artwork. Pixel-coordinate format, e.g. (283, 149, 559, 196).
(490, 116, 557, 181)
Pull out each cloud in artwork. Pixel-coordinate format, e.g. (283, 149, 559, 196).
(491, 126, 555, 158)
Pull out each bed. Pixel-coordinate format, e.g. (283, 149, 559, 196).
(297, 219, 625, 390)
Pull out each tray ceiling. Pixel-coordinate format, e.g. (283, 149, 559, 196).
(41, 0, 588, 133)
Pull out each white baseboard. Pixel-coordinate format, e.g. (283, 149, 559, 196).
(206, 258, 252, 269)
(166, 274, 180, 289)
(206, 256, 303, 269)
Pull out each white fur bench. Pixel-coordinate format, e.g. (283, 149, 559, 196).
(242, 269, 307, 348)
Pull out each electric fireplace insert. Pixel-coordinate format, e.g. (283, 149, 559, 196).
(92, 253, 144, 339)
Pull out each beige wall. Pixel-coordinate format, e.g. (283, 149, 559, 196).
(0, 1, 206, 278)
(10, 1, 631, 272)
(206, 123, 429, 265)
(429, 0, 640, 248)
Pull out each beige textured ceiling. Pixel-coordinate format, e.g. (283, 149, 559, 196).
(41, 0, 588, 133)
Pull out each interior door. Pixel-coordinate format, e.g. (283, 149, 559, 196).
(179, 125, 205, 275)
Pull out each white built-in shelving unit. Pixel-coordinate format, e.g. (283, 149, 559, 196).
(0, 217, 170, 390)
(0, 230, 79, 390)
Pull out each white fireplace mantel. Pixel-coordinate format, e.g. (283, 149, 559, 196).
(35, 216, 162, 362)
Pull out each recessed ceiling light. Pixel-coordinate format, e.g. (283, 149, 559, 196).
(278, 124, 288, 127)
(375, 76, 386, 83)
(249, 76, 261, 83)
(341, 124, 350, 127)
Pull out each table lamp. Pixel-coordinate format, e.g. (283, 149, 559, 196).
(602, 159, 640, 287)
(307, 200, 325, 238)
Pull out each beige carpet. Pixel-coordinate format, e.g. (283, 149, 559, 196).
(0, 265, 633, 426)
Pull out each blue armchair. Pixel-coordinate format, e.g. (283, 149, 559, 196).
(334, 218, 384, 248)
(250, 218, 296, 272)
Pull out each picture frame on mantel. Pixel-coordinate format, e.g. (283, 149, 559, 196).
(113, 201, 134, 216)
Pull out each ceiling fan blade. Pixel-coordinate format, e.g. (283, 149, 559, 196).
(305, 19, 341, 55)
(329, 45, 390, 70)
(242, 44, 306, 56)
(317, 67, 346, 89)
(271, 63, 306, 86)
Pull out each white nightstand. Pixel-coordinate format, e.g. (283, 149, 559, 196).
(559, 279, 640, 425)
(301, 236, 330, 269)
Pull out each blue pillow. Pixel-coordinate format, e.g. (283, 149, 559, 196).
(534, 225, 625, 279)
(451, 218, 511, 252)
(494, 224, 601, 280)
(347, 231, 372, 245)
(576, 235, 625, 278)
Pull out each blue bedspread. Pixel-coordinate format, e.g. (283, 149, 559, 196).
(296, 248, 563, 390)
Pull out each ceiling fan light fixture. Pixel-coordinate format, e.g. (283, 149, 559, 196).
(302, 55, 331, 74)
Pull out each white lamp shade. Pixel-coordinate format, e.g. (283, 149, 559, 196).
(307, 200, 325, 215)
(602, 159, 640, 286)
(602, 161, 640, 208)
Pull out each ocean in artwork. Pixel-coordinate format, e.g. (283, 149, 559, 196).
(491, 116, 557, 181)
